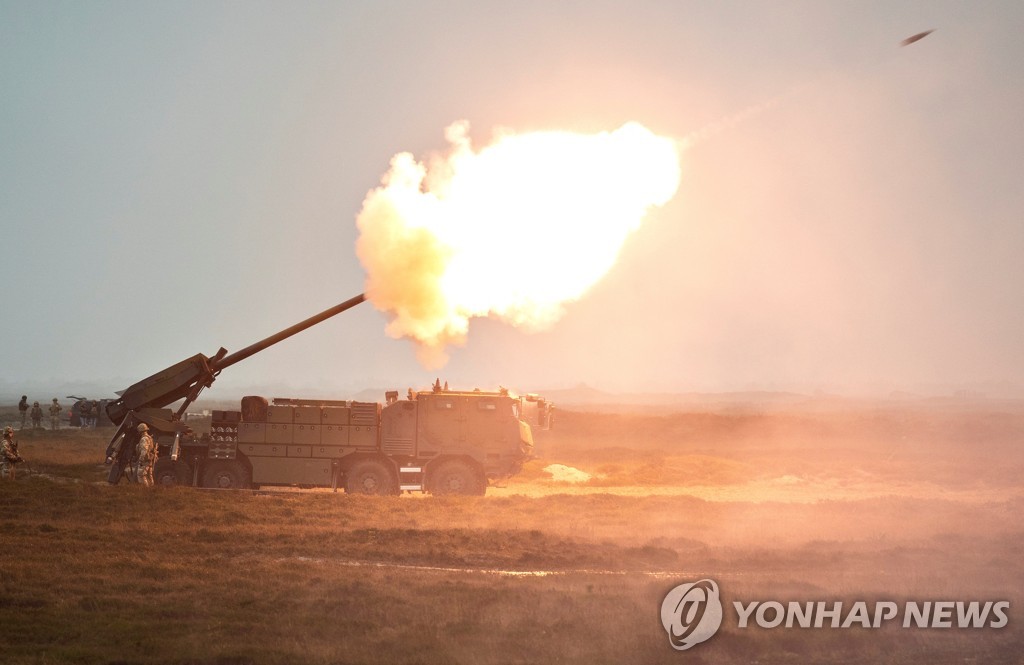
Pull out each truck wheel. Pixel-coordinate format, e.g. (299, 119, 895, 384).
(344, 459, 397, 496)
(201, 460, 251, 490)
(153, 459, 191, 486)
(428, 460, 486, 496)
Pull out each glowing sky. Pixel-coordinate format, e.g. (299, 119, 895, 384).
(2, 1, 1022, 397)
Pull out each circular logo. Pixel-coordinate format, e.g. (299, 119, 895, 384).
(660, 579, 723, 651)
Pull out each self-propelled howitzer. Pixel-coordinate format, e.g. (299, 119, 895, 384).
(103, 292, 547, 493)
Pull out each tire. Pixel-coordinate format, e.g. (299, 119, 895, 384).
(201, 460, 251, 490)
(427, 459, 486, 496)
(153, 458, 192, 487)
(344, 459, 397, 495)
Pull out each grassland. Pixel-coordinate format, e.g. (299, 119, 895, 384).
(1, 399, 1022, 664)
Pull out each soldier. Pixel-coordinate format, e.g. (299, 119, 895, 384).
(80, 400, 93, 429)
(49, 398, 62, 430)
(18, 396, 28, 429)
(30, 401, 43, 430)
(1, 426, 24, 480)
(135, 423, 157, 487)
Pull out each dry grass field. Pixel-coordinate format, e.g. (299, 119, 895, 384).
(1, 398, 1022, 664)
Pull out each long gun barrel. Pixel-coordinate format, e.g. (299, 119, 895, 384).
(106, 293, 366, 425)
(214, 293, 366, 371)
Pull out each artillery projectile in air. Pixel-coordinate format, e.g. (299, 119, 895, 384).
(900, 30, 935, 47)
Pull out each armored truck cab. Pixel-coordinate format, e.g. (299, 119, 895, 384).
(382, 389, 532, 491)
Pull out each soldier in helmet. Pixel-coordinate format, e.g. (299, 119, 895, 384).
(79, 400, 93, 429)
(30, 401, 43, 430)
(48, 398, 62, 430)
(1, 426, 25, 480)
(135, 423, 157, 487)
(18, 396, 28, 429)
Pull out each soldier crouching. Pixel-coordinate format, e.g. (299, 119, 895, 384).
(134, 423, 157, 487)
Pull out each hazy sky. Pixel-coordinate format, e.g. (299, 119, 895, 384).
(2, 1, 1022, 398)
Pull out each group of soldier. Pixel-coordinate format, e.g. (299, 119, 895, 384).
(77, 400, 101, 428)
(3, 410, 158, 486)
(17, 396, 63, 431)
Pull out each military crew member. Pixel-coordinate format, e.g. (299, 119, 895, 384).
(49, 398, 62, 430)
(30, 402, 43, 430)
(80, 400, 93, 428)
(135, 424, 157, 487)
(18, 396, 28, 428)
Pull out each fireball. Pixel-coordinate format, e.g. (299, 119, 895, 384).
(356, 121, 681, 366)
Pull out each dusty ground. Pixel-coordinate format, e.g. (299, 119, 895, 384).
(0, 398, 1021, 663)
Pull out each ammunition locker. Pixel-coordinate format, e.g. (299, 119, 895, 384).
(293, 406, 321, 424)
(321, 407, 350, 425)
(241, 444, 286, 458)
(313, 445, 348, 458)
(293, 423, 320, 445)
(266, 423, 292, 444)
(237, 422, 266, 444)
(266, 405, 294, 424)
(349, 425, 377, 450)
(321, 425, 350, 446)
